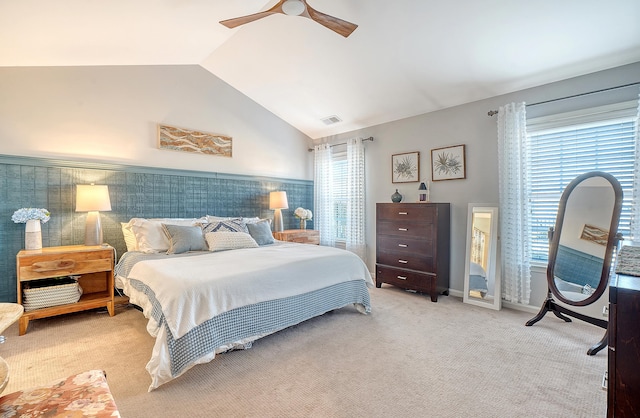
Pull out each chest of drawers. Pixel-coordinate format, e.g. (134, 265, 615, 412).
(375, 203, 450, 302)
(608, 273, 640, 417)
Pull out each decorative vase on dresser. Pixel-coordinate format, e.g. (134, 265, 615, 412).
(375, 202, 450, 302)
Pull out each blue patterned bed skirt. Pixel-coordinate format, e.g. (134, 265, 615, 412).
(129, 278, 371, 377)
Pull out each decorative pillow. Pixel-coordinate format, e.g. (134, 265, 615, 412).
(121, 221, 138, 252)
(206, 215, 235, 223)
(205, 231, 259, 252)
(162, 224, 207, 254)
(201, 218, 248, 234)
(130, 217, 206, 253)
(247, 220, 275, 245)
(242, 217, 262, 224)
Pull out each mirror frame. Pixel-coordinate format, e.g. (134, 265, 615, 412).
(463, 204, 501, 310)
(547, 171, 623, 307)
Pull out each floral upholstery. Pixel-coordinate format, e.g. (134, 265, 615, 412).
(0, 369, 120, 417)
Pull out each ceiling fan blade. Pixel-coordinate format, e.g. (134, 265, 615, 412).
(304, 3, 358, 37)
(219, 1, 286, 29)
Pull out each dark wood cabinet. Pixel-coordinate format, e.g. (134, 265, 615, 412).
(608, 274, 640, 417)
(375, 203, 450, 302)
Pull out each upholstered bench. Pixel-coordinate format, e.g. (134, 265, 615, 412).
(0, 369, 120, 417)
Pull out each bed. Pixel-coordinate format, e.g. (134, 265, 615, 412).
(115, 216, 373, 391)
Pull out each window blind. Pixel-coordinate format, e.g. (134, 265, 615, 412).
(527, 104, 637, 261)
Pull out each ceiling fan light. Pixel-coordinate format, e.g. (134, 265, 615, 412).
(282, 0, 306, 16)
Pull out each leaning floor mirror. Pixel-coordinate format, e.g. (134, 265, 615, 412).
(463, 205, 501, 310)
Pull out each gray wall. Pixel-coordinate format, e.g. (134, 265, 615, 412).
(316, 61, 640, 315)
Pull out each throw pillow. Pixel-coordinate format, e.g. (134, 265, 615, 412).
(162, 224, 207, 254)
(247, 220, 275, 245)
(201, 218, 248, 234)
(205, 231, 259, 252)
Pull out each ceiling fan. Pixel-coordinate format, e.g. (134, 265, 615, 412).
(219, 0, 358, 38)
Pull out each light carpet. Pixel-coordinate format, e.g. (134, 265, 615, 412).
(0, 286, 607, 417)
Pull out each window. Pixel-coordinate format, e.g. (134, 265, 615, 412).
(527, 101, 637, 261)
(332, 147, 347, 241)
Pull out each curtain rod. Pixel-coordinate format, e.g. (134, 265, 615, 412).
(487, 81, 640, 116)
(307, 136, 374, 152)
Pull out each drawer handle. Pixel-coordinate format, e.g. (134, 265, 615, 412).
(398, 228, 408, 231)
(398, 244, 408, 248)
(398, 260, 408, 264)
(398, 212, 408, 215)
(397, 275, 407, 280)
(31, 260, 76, 272)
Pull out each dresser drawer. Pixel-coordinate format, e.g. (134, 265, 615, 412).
(17, 249, 113, 282)
(377, 221, 433, 238)
(376, 265, 434, 291)
(377, 251, 434, 272)
(377, 203, 435, 222)
(377, 235, 433, 255)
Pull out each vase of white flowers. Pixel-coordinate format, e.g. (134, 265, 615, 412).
(12, 208, 51, 250)
(294, 207, 313, 230)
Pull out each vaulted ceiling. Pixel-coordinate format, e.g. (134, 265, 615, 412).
(2, 0, 639, 139)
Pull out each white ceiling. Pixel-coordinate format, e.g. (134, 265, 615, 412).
(2, 0, 639, 139)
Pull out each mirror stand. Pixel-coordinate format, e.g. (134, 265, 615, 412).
(525, 289, 608, 355)
(525, 171, 624, 357)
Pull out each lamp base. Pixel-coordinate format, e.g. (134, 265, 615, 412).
(273, 209, 284, 232)
(84, 211, 103, 246)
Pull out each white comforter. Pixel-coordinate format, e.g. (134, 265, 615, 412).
(119, 242, 373, 389)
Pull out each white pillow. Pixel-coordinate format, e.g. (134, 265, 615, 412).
(121, 221, 138, 252)
(130, 217, 206, 253)
(205, 231, 259, 252)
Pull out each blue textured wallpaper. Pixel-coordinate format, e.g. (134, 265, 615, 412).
(0, 155, 313, 302)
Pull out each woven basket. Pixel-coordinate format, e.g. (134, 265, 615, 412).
(23, 277, 82, 311)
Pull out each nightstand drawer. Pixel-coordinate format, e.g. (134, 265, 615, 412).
(18, 251, 112, 281)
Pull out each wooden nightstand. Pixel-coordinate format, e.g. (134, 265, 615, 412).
(16, 245, 115, 335)
(273, 229, 320, 245)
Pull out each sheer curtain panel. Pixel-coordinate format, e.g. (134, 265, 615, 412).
(346, 138, 366, 261)
(314, 144, 336, 247)
(631, 94, 640, 241)
(497, 102, 532, 305)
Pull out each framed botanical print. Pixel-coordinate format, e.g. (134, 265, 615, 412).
(431, 144, 466, 181)
(392, 152, 420, 183)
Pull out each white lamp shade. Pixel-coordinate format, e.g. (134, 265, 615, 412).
(269, 191, 289, 210)
(76, 185, 112, 212)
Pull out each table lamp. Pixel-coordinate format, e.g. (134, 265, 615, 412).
(269, 191, 288, 232)
(76, 184, 112, 246)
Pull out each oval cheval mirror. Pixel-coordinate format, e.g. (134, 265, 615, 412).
(526, 171, 623, 356)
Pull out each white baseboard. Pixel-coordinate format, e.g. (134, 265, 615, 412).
(447, 288, 539, 314)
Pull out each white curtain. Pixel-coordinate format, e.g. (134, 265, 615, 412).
(314, 143, 335, 247)
(346, 138, 366, 261)
(631, 93, 640, 241)
(497, 102, 531, 305)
